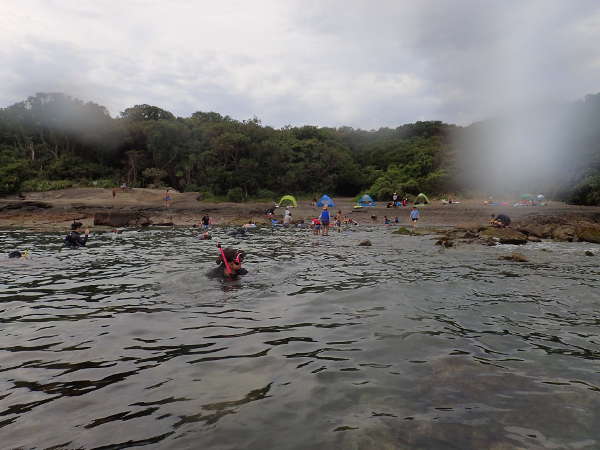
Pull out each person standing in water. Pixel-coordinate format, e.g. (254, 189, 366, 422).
(409, 206, 420, 229)
(164, 189, 172, 208)
(64, 224, 90, 247)
(320, 206, 330, 236)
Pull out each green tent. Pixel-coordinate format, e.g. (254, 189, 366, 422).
(415, 193, 430, 204)
(278, 195, 297, 207)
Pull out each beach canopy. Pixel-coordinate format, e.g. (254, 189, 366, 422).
(358, 194, 375, 206)
(317, 194, 335, 207)
(415, 193, 430, 204)
(278, 194, 297, 207)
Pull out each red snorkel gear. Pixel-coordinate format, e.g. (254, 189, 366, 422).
(217, 244, 243, 277)
(217, 243, 233, 276)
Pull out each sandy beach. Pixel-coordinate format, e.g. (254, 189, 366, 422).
(1, 188, 599, 231)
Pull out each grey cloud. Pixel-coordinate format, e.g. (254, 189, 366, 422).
(1, 1, 600, 128)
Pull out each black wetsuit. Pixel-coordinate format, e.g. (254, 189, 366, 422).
(64, 231, 88, 247)
(496, 214, 511, 226)
(206, 265, 248, 279)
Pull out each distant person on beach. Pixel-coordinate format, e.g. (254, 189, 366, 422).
(392, 192, 398, 207)
(201, 215, 210, 229)
(409, 206, 420, 229)
(402, 197, 408, 207)
(320, 206, 330, 236)
(384, 215, 390, 224)
(112, 187, 116, 199)
(490, 214, 511, 228)
(283, 207, 292, 226)
(311, 217, 321, 235)
(164, 189, 172, 208)
(207, 245, 247, 279)
(311, 197, 318, 208)
(64, 224, 90, 247)
(334, 210, 342, 232)
(394, 216, 399, 223)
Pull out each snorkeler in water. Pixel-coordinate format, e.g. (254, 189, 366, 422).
(64, 223, 90, 247)
(8, 250, 30, 259)
(206, 244, 248, 279)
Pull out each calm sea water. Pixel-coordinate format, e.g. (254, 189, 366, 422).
(1, 227, 599, 449)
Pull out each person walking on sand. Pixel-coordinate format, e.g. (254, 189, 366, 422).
(320, 206, 330, 236)
(409, 206, 420, 229)
(112, 187, 117, 200)
(164, 189, 172, 208)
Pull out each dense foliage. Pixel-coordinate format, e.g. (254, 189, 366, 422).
(1, 92, 599, 204)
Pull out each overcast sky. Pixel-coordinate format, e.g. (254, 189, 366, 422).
(2, 0, 600, 128)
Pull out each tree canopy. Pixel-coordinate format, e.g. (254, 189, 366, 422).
(1, 92, 599, 205)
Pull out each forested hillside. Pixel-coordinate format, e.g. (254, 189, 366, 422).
(1, 92, 599, 204)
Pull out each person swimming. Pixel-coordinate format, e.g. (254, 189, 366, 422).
(8, 250, 30, 259)
(207, 244, 248, 279)
(64, 223, 90, 247)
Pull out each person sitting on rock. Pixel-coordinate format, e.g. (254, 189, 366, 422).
(490, 214, 511, 228)
(64, 223, 90, 247)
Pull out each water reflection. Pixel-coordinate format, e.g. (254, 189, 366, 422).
(1, 228, 599, 449)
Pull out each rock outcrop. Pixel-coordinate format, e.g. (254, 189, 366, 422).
(93, 211, 151, 227)
(479, 227, 528, 245)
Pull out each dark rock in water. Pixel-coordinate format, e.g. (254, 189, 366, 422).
(499, 252, 528, 262)
(8, 251, 22, 258)
(576, 226, 600, 244)
(0, 201, 52, 211)
(552, 225, 576, 242)
(585, 250, 594, 256)
(435, 236, 454, 247)
(94, 211, 150, 227)
(463, 230, 478, 239)
(479, 227, 528, 245)
(392, 227, 411, 235)
(358, 240, 372, 246)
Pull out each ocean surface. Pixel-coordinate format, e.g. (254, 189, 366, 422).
(1, 226, 599, 450)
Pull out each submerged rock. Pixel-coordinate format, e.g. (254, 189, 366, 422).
(479, 227, 528, 245)
(435, 236, 454, 247)
(392, 226, 412, 235)
(499, 252, 528, 262)
(585, 250, 595, 256)
(358, 239, 372, 246)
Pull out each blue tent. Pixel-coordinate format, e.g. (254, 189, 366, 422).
(358, 194, 376, 207)
(317, 194, 335, 207)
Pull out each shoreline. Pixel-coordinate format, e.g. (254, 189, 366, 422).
(1, 188, 600, 235)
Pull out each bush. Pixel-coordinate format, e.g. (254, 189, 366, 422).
(255, 189, 276, 201)
(0, 160, 32, 194)
(226, 187, 244, 202)
(569, 175, 600, 206)
(91, 178, 117, 189)
(21, 179, 74, 192)
(184, 183, 201, 193)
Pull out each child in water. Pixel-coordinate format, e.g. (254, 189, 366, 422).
(311, 217, 321, 235)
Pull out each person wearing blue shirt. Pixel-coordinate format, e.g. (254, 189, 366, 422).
(320, 206, 331, 236)
(409, 206, 420, 229)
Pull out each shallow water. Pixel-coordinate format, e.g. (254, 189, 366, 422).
(1, 227, 599, 449)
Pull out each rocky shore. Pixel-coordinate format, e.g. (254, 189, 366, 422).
(1, 189, 600, 246)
